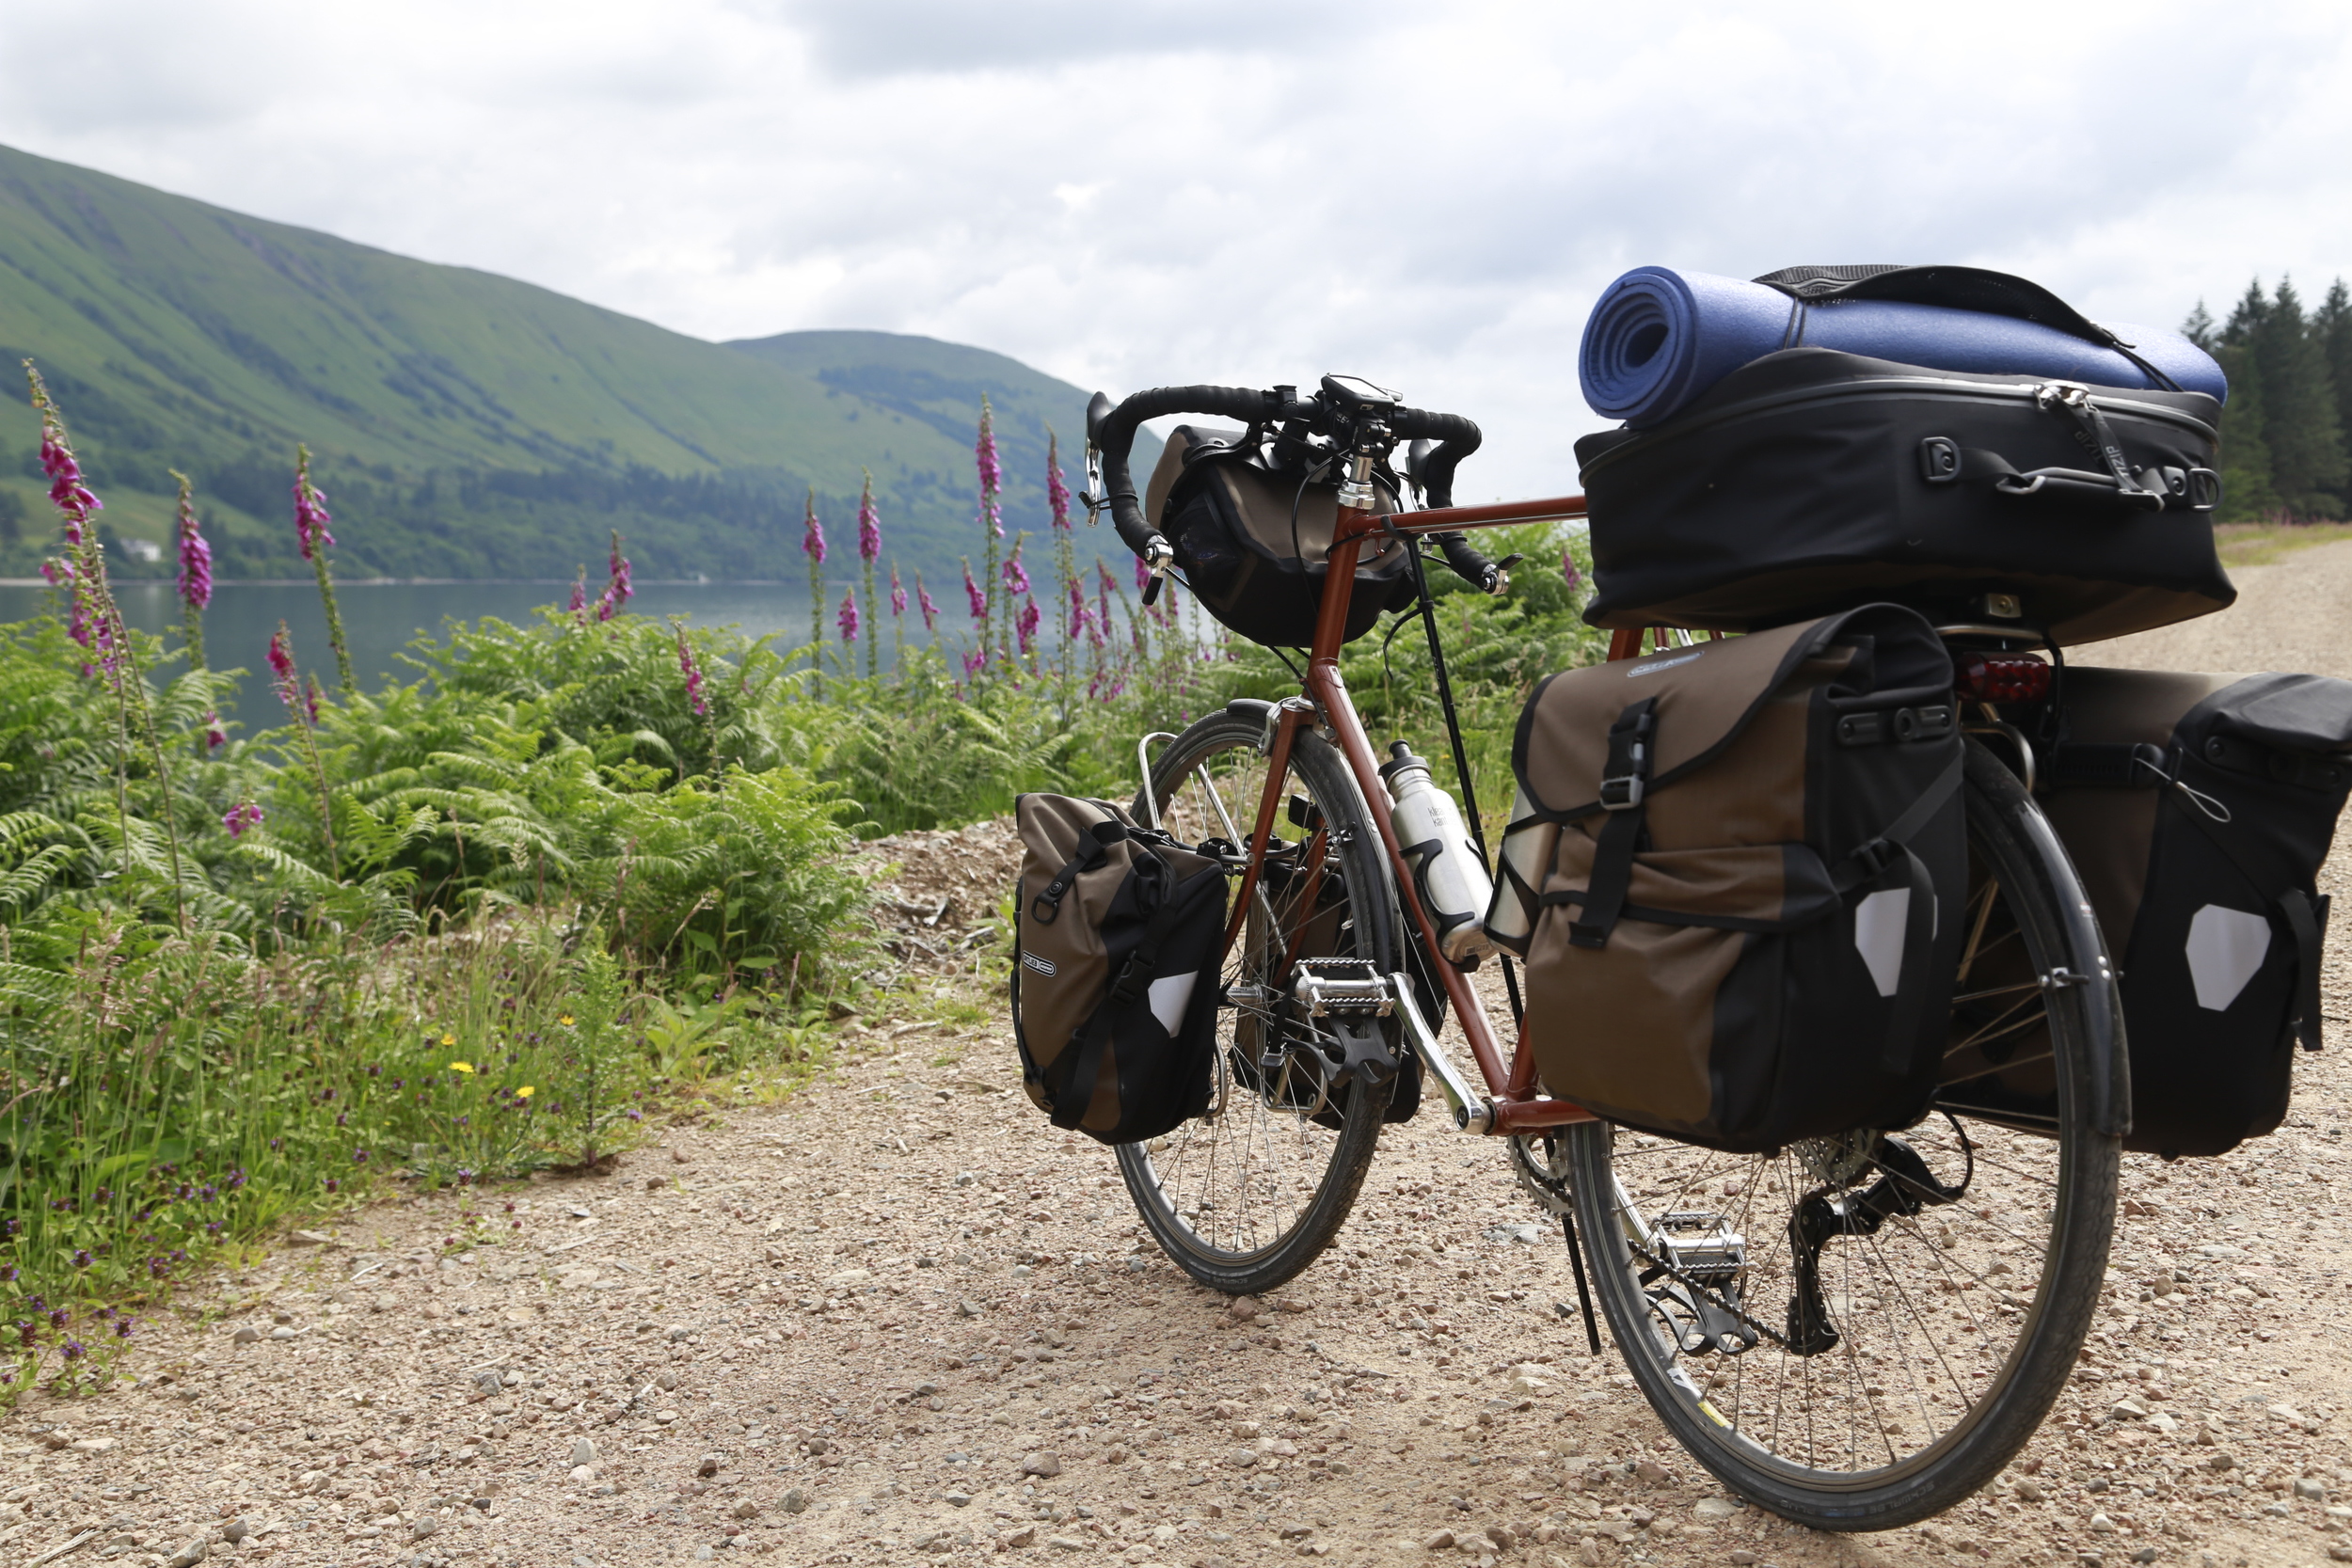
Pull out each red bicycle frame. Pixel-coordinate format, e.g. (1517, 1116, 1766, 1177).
(1214, 490, 1598, 1134)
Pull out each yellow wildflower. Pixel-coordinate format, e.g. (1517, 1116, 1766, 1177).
(440, 1033, 456, 1047)
(516, 1085, 534, 1099)
(558, 1013, 576, 1026)
(449, 1061, 475, 1074)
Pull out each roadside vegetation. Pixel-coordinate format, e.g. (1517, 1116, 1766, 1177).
(0, 363, 1605, 1398)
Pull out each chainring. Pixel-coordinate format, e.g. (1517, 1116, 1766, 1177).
(1508, 1132, 1575, 1216)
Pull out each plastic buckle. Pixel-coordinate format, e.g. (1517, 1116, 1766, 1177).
(1597, 774, 1645, 812)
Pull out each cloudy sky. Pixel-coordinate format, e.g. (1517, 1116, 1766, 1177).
(3, 0, 2347, 499)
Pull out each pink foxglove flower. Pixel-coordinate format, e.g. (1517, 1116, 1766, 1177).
(838, 588, 860, 644)
(1046, 431, 1071, 531)
(304, 673, 324, 727)
(961, 559, 985, 619)
(857, 475, 882, 563)
(1066, 577, 1090, 641)
(1134, 553, 1152, 593)
(174, 485, 213, 611)
(975, 395, 1003, 538)
(1001, 539, 1030, 596)
(223, 801, 263, 838)
(802, 492, 827, 566)
(596, 531, 633, 621)
(961, 649, 987, 680)
(916, 573, 939, 631)
(267, 624, 303, 717)
(1561, 550, 1582, 593)
(27, 367, 101, 542)
(567, 567, 587, 619)
(889, 562, 907, 616)
(1095, 561, 1115, 637)
(1016, 595, 1041, 657)
(292, 449, 334, 562)
(204, 710, 227, 752)
(674, 622, 707, 717)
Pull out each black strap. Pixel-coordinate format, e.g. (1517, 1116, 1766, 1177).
(1569, 699, 1657, 950)
(2279, 889, 2329, 1053)
(1031, 818, 1126, 924)
(1047, 859, 1185, 1130)
(1831, 757, 1962, 1076)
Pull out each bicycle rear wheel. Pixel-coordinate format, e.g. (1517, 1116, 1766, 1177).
(1565, 740, 2122, 1528)
(1114, 704, 1400, 1296)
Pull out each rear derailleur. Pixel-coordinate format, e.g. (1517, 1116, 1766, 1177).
(1784, 1131, 1971, 1356)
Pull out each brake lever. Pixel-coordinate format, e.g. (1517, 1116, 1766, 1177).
(1486, 552, 1524, 595)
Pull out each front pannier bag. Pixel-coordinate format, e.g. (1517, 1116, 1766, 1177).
(1575, 348, 2233, 645)
(1144, 424, 1415, 648)
(2030, 669, 2352, 1156)
(1487, 605, 1966, 1151)
(1010, 796, 1229, 1145)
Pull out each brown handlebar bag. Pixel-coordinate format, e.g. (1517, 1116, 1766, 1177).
(1490, 604, 1965, 1152)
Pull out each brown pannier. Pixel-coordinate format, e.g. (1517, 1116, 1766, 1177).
(1942, 667, 2352, 1157)
(1010, 796, 1229, 1145)
(1487, 605, 1966, 1151)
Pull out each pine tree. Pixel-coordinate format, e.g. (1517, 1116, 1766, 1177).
(2318, 278, 2352, 513)
(2210, 342, 2280, 522)
(2181, 300, 2217, 353)
(2245, 278, 2346, 517)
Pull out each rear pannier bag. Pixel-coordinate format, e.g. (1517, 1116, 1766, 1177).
(1575, 348, 2233, 646)
(1145, 424, 1415, 648)
(1486, 605, 1966, 1151)
(2028, 669, 2352, 1156)
(1010, 795, 1230, 1145)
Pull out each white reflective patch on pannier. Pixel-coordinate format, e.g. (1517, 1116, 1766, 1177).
(1853, 888, 1911, 997)
(1148, 972, 1199, 1035)
(1020, 951, 1057, 977)
(2185, 904, 2269, 1010)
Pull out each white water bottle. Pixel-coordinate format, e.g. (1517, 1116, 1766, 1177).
(1379, 743, 1498, 965)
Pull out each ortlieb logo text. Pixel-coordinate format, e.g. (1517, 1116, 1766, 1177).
(1020, 952, 1057, 977)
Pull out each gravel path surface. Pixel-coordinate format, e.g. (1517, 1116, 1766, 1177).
(8, 551, 2352, 1568)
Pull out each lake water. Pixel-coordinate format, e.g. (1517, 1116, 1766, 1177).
(0, 579, 841, 719)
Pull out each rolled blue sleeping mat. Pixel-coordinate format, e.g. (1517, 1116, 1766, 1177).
(1581, 266, 2229, 427)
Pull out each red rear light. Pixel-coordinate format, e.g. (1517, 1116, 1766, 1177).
(1956, 653, 2051, 705)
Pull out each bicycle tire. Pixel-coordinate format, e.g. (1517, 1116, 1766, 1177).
(1114, 707, 1398, 1296)
(1565, 740, 2121, 1528)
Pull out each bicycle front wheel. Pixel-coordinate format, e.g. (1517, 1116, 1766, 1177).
(1565, 740, 2122, 1529)
(1114, 704, 1401, 1297)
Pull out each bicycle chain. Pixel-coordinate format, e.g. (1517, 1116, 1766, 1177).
(1625, 1239, 1792, 1354)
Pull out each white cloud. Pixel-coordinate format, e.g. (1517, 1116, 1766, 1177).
(2, 0, 2348, 499)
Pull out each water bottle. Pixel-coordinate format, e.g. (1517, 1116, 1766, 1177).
(1378, 742, 1497, 965)
(1484, 782, 1559, 957)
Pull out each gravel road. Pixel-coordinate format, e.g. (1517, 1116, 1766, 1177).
(8, 549, 2352, 1568)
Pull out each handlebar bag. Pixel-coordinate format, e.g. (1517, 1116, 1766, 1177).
(1491, 605, 1965, 1152)
(1943, 668, 2352, 1157)
(1575, 348, 2233, 647)
(1010, 794, 1230, 1146)
(1145, 425, 1417, 648)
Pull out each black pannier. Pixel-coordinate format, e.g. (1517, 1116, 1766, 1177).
(1488, 605, 1967, 1152)
(1010, 795, 1230, 1146)
(1969, 669, 2352, 1157)
(1145, 424, 1417, 648)
(1575, 348, 2233, 646)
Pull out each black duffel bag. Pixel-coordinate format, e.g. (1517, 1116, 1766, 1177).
(1576, 348, 2233, 646)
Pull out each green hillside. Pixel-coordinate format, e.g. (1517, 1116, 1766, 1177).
(0, 143, 1147, 584)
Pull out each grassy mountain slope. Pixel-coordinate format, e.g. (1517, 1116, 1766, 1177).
(0, 143, 1144, 586)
